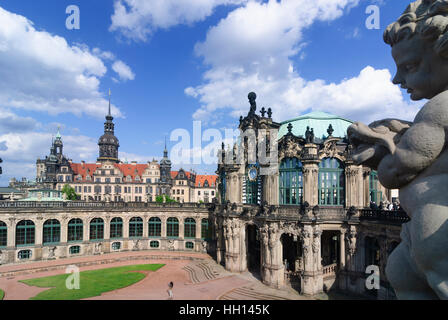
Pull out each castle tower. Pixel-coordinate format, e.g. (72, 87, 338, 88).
(98, 90, 120, 163)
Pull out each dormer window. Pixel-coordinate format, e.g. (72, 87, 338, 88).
(86, 175, 91, 181)
(126, 175, 132, 182)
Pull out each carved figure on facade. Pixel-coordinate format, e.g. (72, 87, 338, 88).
(94, 242, 102, 254)
(133, 239, 140, 250)
(319, 139, 340, 159)
(47, 246, 57, 259)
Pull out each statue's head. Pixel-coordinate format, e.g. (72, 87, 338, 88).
(384, 0, 448, 100)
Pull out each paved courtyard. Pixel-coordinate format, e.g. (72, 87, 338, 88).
(0, 251, 309, 300)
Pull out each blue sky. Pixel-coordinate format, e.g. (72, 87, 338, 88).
(0, 0, 422, 183)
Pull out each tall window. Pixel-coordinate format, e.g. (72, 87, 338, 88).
(43, 219, 61, 245)
(219, 172, 226, 204)
(245, 165, 259, 204)
(369, 171, 382, 204)
(201, 218, 210, 240)
(0, 221, 6, 248)
(279, 157, 303, 205)
(16, 220, 35, 246)
(318, 158, 345, 206)
(90, 218, 104, 241)
(68, 219, 83, 242)
(184, 218, 196, 239)
(110, 218, 123, 239)
(148, 217, 161, 237)
(129, 217, 143, 238)
(167, 217, 179, 238)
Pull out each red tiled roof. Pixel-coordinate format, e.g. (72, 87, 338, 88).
(171, 170, 192, 179)
(70, 163, 101, 181)
(195, 175, 218, 187)
(114, 163, 148, 181)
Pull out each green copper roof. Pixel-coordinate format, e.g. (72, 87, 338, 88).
(55, 127, 62, 140)
(278, 111, 353, 140)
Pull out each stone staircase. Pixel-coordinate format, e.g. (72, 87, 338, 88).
(183, 260, 226, 284)
(219, 285, 292, 300)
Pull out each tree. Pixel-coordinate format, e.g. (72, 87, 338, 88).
(155, 195, 177, 203)
(61, 184, 78, 201)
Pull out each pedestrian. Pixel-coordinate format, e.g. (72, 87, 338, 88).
(167, 281, 174, 300)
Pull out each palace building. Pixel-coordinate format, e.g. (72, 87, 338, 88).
(34, 96, 218, 204)
(210, 92, 407, 299)
(0, 92, 408, 300)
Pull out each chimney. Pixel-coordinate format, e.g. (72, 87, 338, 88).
(131, 161, 137, 166)
(81, 161, 85, 168)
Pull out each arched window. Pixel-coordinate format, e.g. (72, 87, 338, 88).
(129, 217, 143, 238)
(245, 165, 260, 204)
(0, 221, 7, 248)
(318, 158, 345, 206)
(148, 217, 161, 237)
(43, 219, 61, 245)
(69, 246, 80, 255)
(201, 219, 210, 240)
(185, 242, 194, 250)
(90, 218, 104, 241)
(369, 171, 382, 204)
(68, 219, 83, 242)
(184, 218, 196, 239)
(110, 218, 123, 239)
(279, 157, 303, 205)
(16, 220, 35, 246)
(167, 217, 179, 238)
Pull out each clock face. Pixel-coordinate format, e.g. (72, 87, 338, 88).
(248, 167, 258, 181)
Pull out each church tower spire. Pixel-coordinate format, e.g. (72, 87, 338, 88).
(98, 89, 120, 163)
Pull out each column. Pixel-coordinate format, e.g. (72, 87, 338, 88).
(179, 218, 184, 240)
(7, 218, 16, 248)
(143, 216, 149, 238)
(35, 218, 43, 246)
(340, 230, 346, 270)
(300, 225, 323, 295)
(83, 217, 90, 243)
(60, 218, 68, 244)
(161, 217, 167, 238)
(302, 162, 319, 206)
(123, 217, 129, 239)
(195, 218, 201, 240)
(103, 216, 111, 241)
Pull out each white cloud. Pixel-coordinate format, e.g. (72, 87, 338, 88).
(0, 131, 98, 183)
(185, 0, 422, 125)
(109, 0, 248, 41)
(0, 6, 123, 119)
(112, 60, 135, 82)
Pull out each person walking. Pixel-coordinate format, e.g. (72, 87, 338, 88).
(167, 281, 174, 300)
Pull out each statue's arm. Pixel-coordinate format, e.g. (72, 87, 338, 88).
(377, 117, 446, 189)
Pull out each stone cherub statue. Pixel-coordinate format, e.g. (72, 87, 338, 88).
(347, 0, 448, 299)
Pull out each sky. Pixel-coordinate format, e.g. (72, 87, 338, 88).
(0, 0, 423, 184)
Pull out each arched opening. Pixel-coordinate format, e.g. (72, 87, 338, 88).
(318, 158, 345, 206)
(279, 157, 303, 205)
(281, 233, 302, 292)
(321, 231, 340, 266)
(246, 224, 261, 276)
(364, 236, 380, 298)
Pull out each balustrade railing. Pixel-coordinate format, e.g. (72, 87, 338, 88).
(0, 201, 210, 209)
(360, 209, 410, 223)
(322, 263, 338, 277)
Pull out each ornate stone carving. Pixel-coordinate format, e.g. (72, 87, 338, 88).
(319, 139, 339, 159)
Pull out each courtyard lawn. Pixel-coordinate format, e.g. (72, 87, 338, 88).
(0, 289, 4, 300)
(20, 263, 164, 300)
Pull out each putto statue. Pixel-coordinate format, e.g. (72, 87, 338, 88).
(348, 0, 448, 299)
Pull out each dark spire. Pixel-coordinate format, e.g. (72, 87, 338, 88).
(163, 136, 168, 158)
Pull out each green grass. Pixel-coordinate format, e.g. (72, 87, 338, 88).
(20, 263, 164, 300)
(0, 289, 4, 300)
